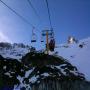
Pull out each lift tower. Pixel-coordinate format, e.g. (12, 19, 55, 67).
(41, 30, 55, 54)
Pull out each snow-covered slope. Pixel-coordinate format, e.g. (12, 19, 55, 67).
(0, 52, 85, 90)
(0, 43, 30, 59)
(55, 37, 90, 81)
(0, 37, 90, 81)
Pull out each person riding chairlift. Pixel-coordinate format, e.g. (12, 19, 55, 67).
(49, 38, 55, 51)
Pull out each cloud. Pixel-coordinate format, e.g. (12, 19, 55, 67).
(0, 31, 12, 43)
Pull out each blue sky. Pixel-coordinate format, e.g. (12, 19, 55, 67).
(0, 0, 90, 48)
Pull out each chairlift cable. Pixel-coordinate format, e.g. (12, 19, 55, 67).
(27, 0, 41, 21)
(0, 0, 35, 28)
(45, 0, 52, 29)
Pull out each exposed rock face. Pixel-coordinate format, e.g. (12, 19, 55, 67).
(0, 42, 30, 59)
(0, 52, 90, 90)
(32, 79, 90, 90)
(22, 52, 90, 90)
(0, 55, 25, 89)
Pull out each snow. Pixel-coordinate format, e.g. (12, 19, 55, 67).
(41, 73, 49, 77)
(0, 43, 29, 59)
(25, 68, 34, 77)
(3, 66, 6, 69)
(29, 75, 39, 83)
(4, 72, 11, 77)
(55, 37, 90, 81)
(0, 37, 90, 90)
(14, 74, 32, 90)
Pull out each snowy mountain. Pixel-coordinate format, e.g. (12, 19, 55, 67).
(55, 37, 90, 81)
(0, 37, 90, 81)
(0, 52, 86, 90)
(0, 37, 90, 90)
(0, 42, 30, 59)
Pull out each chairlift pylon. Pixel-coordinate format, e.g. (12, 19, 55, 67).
(41, 29, 55, 52)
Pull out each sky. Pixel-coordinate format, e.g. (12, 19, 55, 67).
(0, 0, 90, 49)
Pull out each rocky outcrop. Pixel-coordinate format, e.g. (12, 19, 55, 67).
(22, 52, 90, 90)
(32, 78, 90, 90)
(0, 55, 25, 90)
(0, 52, 90, 90)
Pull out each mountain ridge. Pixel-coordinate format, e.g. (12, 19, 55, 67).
(0, 37, 90, 81)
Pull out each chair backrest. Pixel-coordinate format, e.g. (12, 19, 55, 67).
(31, 40, 36, 42)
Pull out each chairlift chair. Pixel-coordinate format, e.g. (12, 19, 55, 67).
(31, 28, 37, 43)
(41, 40, 44, 42)
(49, 38, 55, 51)
(41, 34, 44, 42)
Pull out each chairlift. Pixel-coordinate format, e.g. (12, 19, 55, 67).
(41, 40, 44, 42)
(41, 34, 44, 42)
(49, 30, 55, 51)
(49, 38, 55, 51)
(50, 31, 54, 38)
(31, 35, 37, 42)
(41, 29, 55, 52)
(31, 28, 37, 43)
